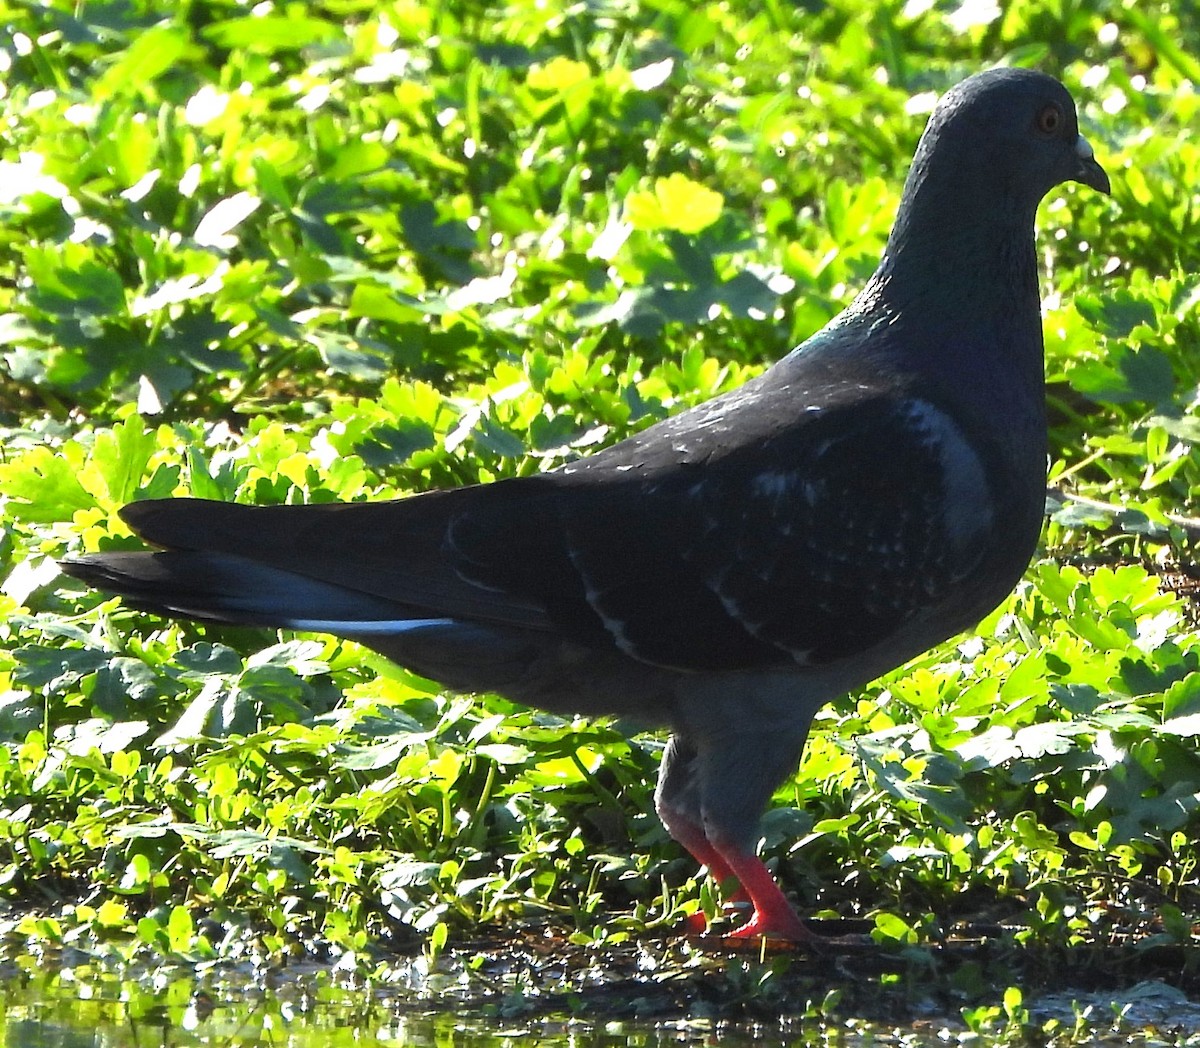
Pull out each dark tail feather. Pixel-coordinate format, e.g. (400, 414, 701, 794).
(60, 550, 542, 693)
(59, 551, 436, 631)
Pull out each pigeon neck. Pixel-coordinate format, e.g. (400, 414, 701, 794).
(846, 183, 1049, 416)
(868, 189, 1043, 326)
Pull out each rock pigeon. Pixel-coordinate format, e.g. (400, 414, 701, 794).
(61, 68, 1110, 942)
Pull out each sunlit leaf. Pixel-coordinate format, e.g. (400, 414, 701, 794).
(624, 174, 724, 235)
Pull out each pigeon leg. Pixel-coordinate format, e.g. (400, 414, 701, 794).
(709, 844, 813, 941)
(655, 806, 752, 931)
(656, 730, 815, 940)
(662, 807, 812, 940)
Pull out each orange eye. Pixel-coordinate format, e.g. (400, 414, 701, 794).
(1037, 104, 1062, 134)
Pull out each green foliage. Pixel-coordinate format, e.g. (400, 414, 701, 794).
(0, 0, 1198, 981)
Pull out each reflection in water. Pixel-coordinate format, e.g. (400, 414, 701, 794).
(3, 942, 1200, 1047)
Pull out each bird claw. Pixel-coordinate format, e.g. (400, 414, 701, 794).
(682, 900, 815, 945)
(724, 910, 815, 943)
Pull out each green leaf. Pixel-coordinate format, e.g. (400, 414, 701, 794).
(1075, 290, 1157, 339)
(91, 418, 156, 504)
(0, 446, 95, 522)
(526, 57, 591, 93)
(625, 174, 724, 235)
(95, 26, 191, 99)
(872, 911, 918, 945)
(204, 15, 341, 52)
(166, 905, 195, 952)
(26, 250, 126, 319)
(1069, 345, 1175, 406)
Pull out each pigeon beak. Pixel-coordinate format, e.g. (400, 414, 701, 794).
(1073, 134, 1111, 194)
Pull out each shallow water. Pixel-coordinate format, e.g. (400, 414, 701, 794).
(0, 962, 841, 1048)
(5, 938, 1200, 1047)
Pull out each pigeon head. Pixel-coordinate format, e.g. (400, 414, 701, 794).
(872, 68, 1109, 314)
(916, 68, 1109, 202)
(894, 69, 1109, 238)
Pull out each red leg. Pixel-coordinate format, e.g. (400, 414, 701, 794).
(662, 814, 747, 932)
(664, 812, 812, 939)
(714, 845, 813, 941)
(665, 817, 743, 895)
(654, 732, 815, 941)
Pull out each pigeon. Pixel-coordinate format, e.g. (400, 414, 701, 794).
(61, 68, 1110, 942)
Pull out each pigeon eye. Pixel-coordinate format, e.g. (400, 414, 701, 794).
(1037, 104, 1063, 134)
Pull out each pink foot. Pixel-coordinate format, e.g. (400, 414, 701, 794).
(724, 904, 812, 941)
(663, 812, 815, 942)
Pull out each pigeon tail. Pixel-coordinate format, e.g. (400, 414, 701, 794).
(60, 551, 451, 633)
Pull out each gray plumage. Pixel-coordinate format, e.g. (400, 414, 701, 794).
(61, 68, 1110, 940)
